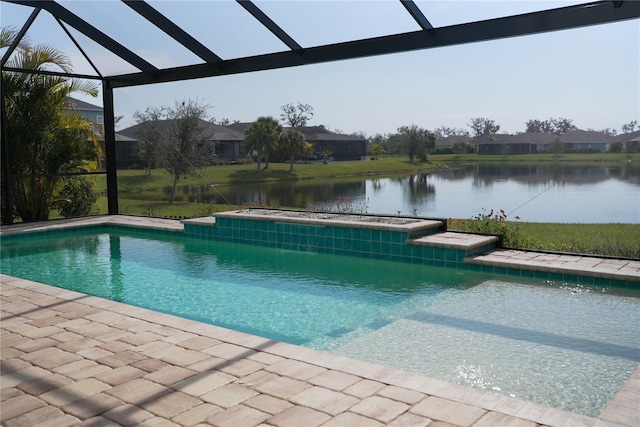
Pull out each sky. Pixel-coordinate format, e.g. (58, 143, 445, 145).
(2, 1, 639, 136)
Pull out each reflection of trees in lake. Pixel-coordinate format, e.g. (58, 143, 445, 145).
(371, 179, 383, 192)
(403, 174, 436, 207)
(168, 181, 367, 210)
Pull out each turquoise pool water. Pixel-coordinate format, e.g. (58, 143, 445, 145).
(2, 227, 639, 417)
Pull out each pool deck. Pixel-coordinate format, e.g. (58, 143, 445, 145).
(1, 215, 639, 426)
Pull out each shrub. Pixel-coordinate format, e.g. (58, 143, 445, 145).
(55, 177, 98, 218)
(450, 208, 531, 248)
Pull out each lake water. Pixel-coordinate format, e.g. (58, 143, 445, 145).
(178, 163, 639, 223)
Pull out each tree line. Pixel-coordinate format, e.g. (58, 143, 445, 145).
(366, 117, 640, 157)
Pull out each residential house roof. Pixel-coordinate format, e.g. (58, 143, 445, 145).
(473, 133, 517, 145)
(435, 134, 472, 147)
(559, 129, 616, 143)
(472, 130, 614, 145)
(510, 132, 560, 144)
(299, 127, 365, 142)
(226, 123, 365, 142)
(119, 119, 246, 142)
(615, 130, 640, 142)
(66, 97, 103, 112)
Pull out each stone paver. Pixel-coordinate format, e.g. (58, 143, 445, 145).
(350, 395, 411, 423)
(289, 386, 359, 416)
(1, 216, 637, 427)
(1, 276, 640, 427)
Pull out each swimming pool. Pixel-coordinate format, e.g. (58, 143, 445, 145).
(1, 226, 638, 417)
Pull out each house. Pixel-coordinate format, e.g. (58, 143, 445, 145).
(474, 130, 615, 154)
(435, 135, 473, 152)
(118, 118, 230, 166)
(612, 130, 640, 152)
(474, 134, 535, 155)
(559, 130, 615, 152)
(297, 126, 366, 161)
(229, 123, 367, 162)
(67, 97, 104, 134)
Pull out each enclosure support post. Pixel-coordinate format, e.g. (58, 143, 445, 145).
(103, 80, 119, 215)
(1, 81, 13, 224)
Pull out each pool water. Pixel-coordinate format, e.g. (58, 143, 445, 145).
(2, 228, 639, 417)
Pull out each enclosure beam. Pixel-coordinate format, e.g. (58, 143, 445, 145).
(108, 0, 640, 88)
(400, 0, 433, 31)
(103, 81, 119, 215)
(5, 0, 159, 75)
(122, 0, 223, 64)
(236, 0, 302, 51)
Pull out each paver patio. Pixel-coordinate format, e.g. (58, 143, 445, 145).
(1, 275, 638, 427)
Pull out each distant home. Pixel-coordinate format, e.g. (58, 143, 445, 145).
(66, 97, 103, 134)
(474, 132, 558, 155)
(66, 97, 136, 168)
(228, 123, 367, 162)
(616, 130, 640, 152)
(297, 126, 366, 161)
(117, 121, 367, 167)
(473, 130, 623, 155)
(117, 118, 222, 167)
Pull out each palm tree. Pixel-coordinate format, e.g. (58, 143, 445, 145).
(279, 129, 306, 172)
(371, 143, 385, 160)
(244, 116, 282, 171)
(2, 27, 100, 222)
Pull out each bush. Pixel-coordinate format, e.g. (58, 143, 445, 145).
(55, 177, 98, 218)
(449, 208, 531, 248)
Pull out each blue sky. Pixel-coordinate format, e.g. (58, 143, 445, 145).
(2, 1, 638, 136)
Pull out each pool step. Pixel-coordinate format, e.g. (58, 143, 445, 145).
(409, 231, 499, 253)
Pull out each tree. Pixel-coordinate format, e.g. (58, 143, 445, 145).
(279, 129, 306, 172)
(525, 119, 554, 134)
(280, 102, 314, 127)
(303, 142, 314, 162)
(468, 117, 500, 137)
(550, 117, 577, 135)
(590, 127, 617, 137)
(244, 116, 282, 171)
(550, 138, 565, 155)
(622, 120, 638, 134)
(433, 126, 469, 139)
(383, 133, 404, 155)
(133, 106, 166, 175)
(397, 125, 435, 162)
(608, 141, 623, 153)
(370, 143, 385, 159)
(2, 27, 100, 222)
(525, 117, 577, 135)
(160, 99, 211, 203)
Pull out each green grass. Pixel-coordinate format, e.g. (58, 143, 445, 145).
(448, 220, 640, 259)
(94, 157, 445, 194)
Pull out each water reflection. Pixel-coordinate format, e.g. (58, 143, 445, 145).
(161, 163, 638, 223)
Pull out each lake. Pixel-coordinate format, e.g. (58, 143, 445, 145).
(176, 163, 639, 223)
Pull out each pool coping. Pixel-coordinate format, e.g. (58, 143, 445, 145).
(1, 214, 639, 426)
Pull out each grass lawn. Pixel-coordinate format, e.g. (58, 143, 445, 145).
(447, 220, 640, 259)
